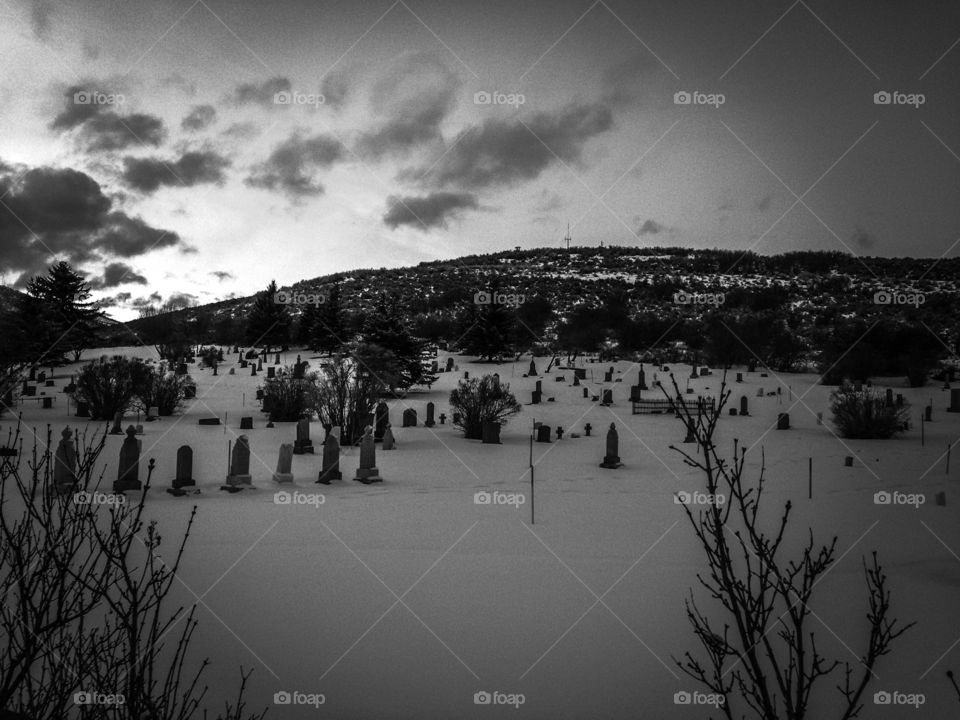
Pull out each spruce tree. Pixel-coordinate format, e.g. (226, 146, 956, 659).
(244, 280, 290, 352)
(311, 283, 347, 355)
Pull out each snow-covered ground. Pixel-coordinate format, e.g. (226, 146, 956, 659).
(4, 348, 960, 719)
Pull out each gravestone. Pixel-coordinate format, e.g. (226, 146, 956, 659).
(272, 443, 294, 483)
(446, 357, 455, 372)
(275, 353, 281, 365)
(425, 402, 436, 428)
(267, 366, 276, 379)
(896, 393, 904, 407)
(402, 408, 417, 427)
(776, 413, 790, 430)
(53, 427, 77, 494)
(76, 401, 90, 417)
(317, 432, 342, 484)
(45, 379, 54, 387)
(42, 397, 52, 409)
(38, 371, 46, 382)
(599, 423, 623, 468)
(604, 369, 613, 383)
(684, 428, 696, 443)
(240, 360, 248, 369)
(574, 368, 586, 380)
(492, 373, 501, 389)
(925, 405, 933, 422)
(354, 427, 382, 483)
(736, 372, 743, 383)
(844, 456, 853, 467)
(28, 367, 36, 381)
(481, 420, 501, 444)
(382, 425, 396, 450)
(584, 423, 592, 437)
(147, 406, 159, 421)
(690, 367, 699, 379)
(114, 426, 142, 492)
(885, 388, 894, 407)
(256, 389, 264, 400)
(293, 418, 314, 454)
(173, 445, 195, 489)
(948, 388, 960, 412)
(573, 375, 580, 387)
(556, 426, 564, 440)
(756, 388, 764, 397)
(374, 401, 389, 441)
(629, 385, 641, 402)
(528, 359, 538, 376)
(110, 411, 124, 435)
(224, 435, 253, 487)
(257, 357, 263, 371)
(639, 367, 647, 390)
(740, 395, 749, 416)
(816, 412, 823, 425)
(439, 413, 446, 425)
(531, 390, 541, 404)
(251, 365, 257, 376)
(240, 416, 253, 430)
(464, 371, 469, 379)
(583, 388, 589, 398)
(730, 409, 738, 416)
(198, 417, 221, 426)
(536, 425, 551, 443)
(535, 380, 542, 393)
(431, 359, 439, 374)
(601, 389, 613, 405)
(229, 368, 236, 375)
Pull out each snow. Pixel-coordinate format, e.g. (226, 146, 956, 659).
(4, 349, 960, 719)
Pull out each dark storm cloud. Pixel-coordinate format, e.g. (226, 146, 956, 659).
(635, 218, 666, 236)
(356, 53, 459, 159)
(383, 192, 478, 230)
(181, 104, 217, 132)
(121, 151, 231, 193)
(210, 270, 235, 281)
(405, 103, 613, 190)
(50, 85, 166, 152)
(232, 77, 291, 107)
(245, 131, 345, 199)
(89, 262, 148, 289)
(0, 163, 181, 285)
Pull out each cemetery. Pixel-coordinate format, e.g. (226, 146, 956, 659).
(1, 342, 959, 717)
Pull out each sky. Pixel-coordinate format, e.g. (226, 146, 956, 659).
(0, 0, 958, 319)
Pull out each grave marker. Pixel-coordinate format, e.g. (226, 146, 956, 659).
(599, 423, 623, 468)
(272, 443, 294, 483)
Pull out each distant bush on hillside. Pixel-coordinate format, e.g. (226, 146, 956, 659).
(449, 375, 521, 440)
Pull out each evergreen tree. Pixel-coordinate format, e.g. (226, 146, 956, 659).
(457, 298, 515, 361)
(360, 293, 436, 389)
(244, 280, 290, 352)
(310, 283, 347, 354)
(19, 261, 102, 364)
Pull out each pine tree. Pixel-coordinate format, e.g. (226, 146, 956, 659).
(360, 293, 436, 390)
(310, 283, 347, 355)
(457, 299, 515, 361)
(244, 280, 290, 352)
(19, 261, 102, 364)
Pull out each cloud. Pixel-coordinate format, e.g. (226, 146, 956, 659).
(181, 104, 217, 132)
(121, 150, 231, 192)
(321, 71, 350, 109)
(245, 131, 345, 199)
(0, 162, 181, 285)
(222, 122, 260, 140)
(159, 73, 197, 96)
(165, 292, 197, 309)
(210, 270, 235, 281)
(50, 85, 166, 152)
(405, 102, 613, 190)
(89, 262, 148, 289)
(634, 218, 667, 236)
(30, 1, 55, 40)
(383, 192, 478, 230)
(534, 190, 563, 213)
(356, 53, 459, 159)
(851, 226, 876, 249)
(232, 77, 291, 107)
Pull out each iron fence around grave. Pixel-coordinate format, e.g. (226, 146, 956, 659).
(631, 396, 716, 415)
